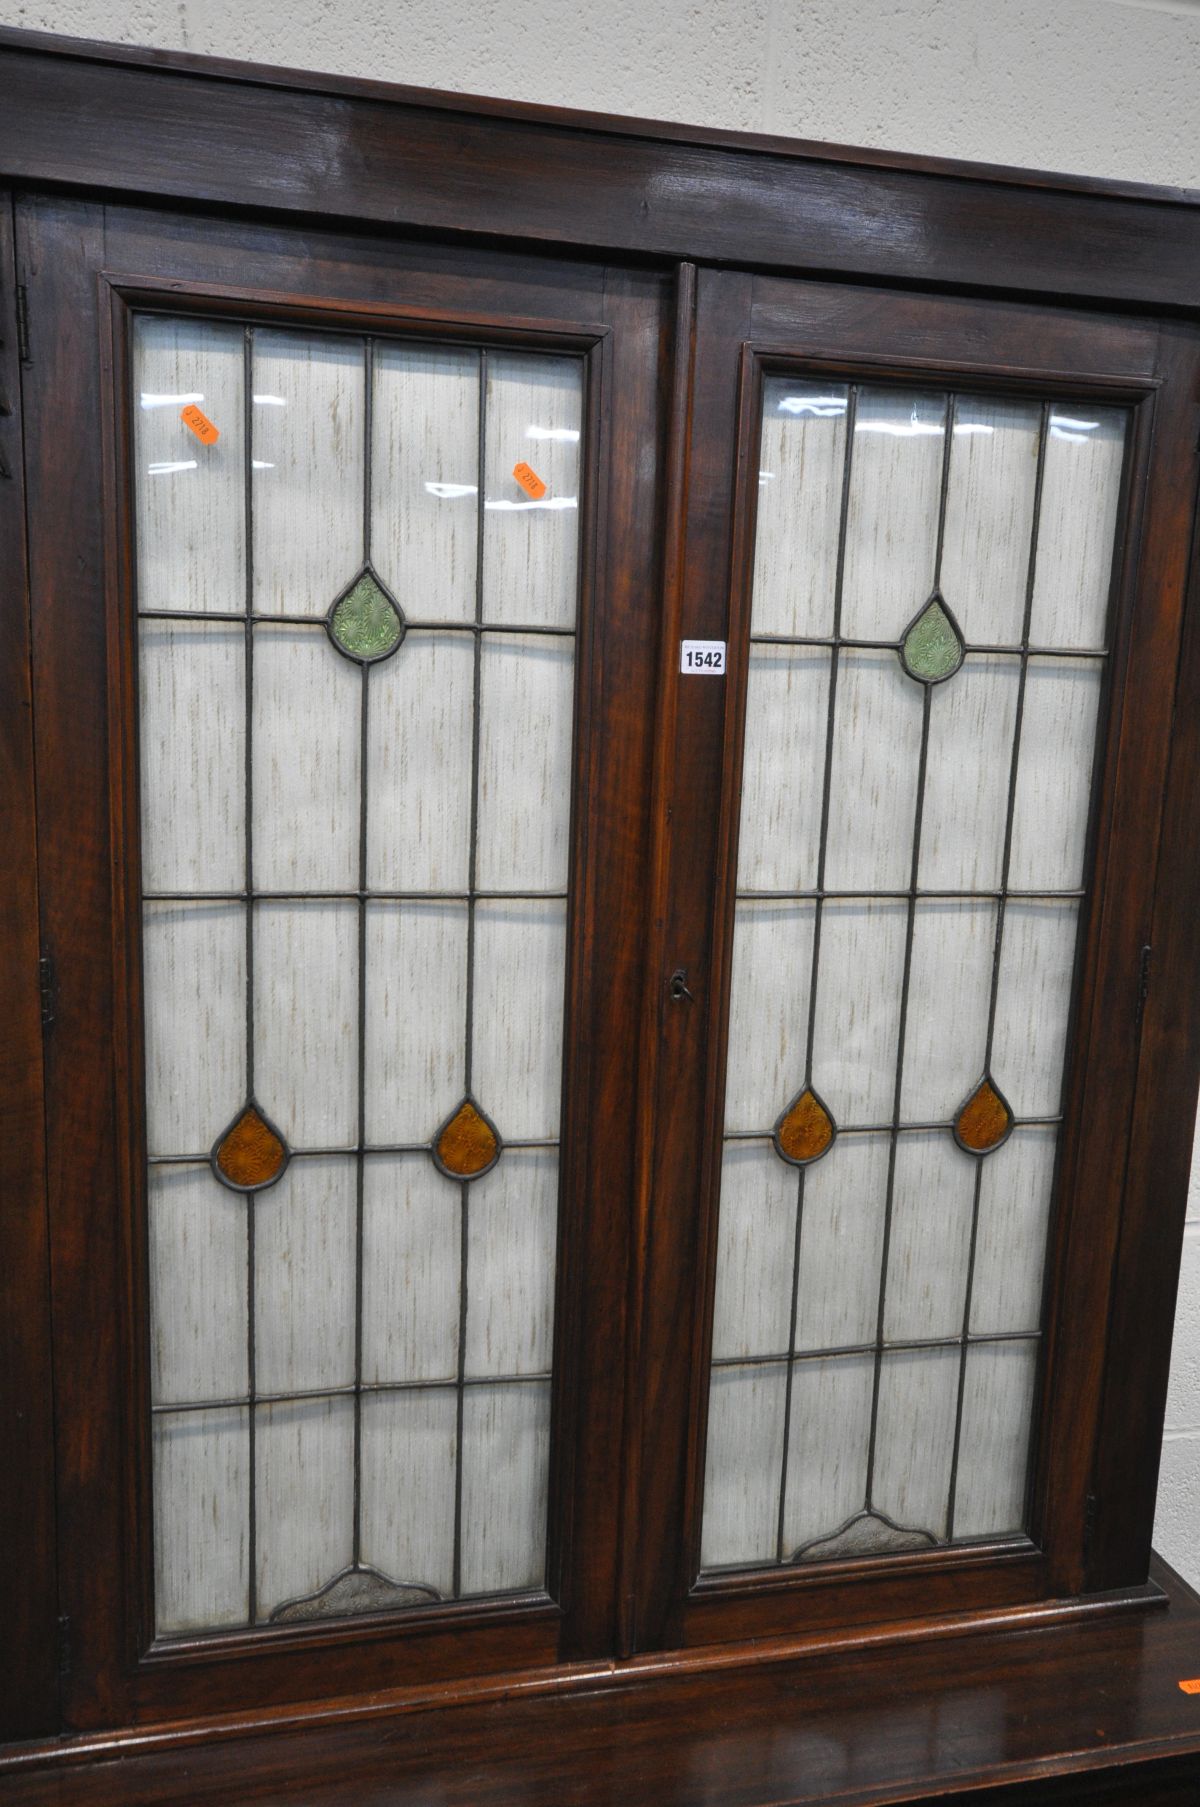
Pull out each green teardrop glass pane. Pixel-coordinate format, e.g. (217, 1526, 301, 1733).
(328, 571, 404, 662)
(901, 593, 964, 683)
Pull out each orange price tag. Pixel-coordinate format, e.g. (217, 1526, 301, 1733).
(181, 403, 220, 446)
(1179, 1679, 1200, 1694)
(512, 461, 547, 501)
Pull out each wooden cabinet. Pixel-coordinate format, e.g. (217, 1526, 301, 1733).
(4, 27, 1200, 1804)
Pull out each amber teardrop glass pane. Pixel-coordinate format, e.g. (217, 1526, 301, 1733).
(434, 1097, 501, 1179)
(328, 569, 405, 662)
(213, 1103, 288, 1191)
(773, 1086, 835, 1167)
(954, 1076, 1013, 1154)
(901, 591, 964, 684)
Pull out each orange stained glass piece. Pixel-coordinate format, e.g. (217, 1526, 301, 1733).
(214, 1104, 287, 1189)
(774, 1087, 835, 1166)
(955, 1077, 1012, 1154)
(435, 1098, 500, 1179)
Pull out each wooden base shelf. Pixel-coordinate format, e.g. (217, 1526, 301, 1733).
(2, 1554, 1199, 1804)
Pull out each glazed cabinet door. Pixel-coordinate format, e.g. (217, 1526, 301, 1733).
(18, 194, 666, 1730)
(629, 269, 1200, 1651)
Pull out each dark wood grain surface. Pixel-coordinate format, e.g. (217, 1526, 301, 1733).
(1, 1557, 1198, 1804)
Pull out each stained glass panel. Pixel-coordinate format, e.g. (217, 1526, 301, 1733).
(134, 315, 583, 1632)
(702, 378, 1127, 1572)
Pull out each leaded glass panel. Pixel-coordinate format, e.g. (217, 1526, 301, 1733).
(700, 378, 1127, 1572)
(134, 314, 583, 1632)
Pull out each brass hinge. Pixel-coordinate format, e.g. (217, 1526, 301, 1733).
(1083, 1491, 1098, 1558)
(15, 282, 30, 366)
(39, 952, 54, 1029)
(56, 1614, 70, 1686)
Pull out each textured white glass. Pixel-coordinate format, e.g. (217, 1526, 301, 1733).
(475, 633, 575, 893)
(751, 379, 848, 638)
(253, 901, 358, 1149)
(873, 1346, 961, 1540)
(736, 648, 830, 893)
(254, 1158, 357, 1395)
(139, 621, 245, 894)
(483, 352, 582, 629)
(792, 1134, 890, 1352)
(782, 1354, 874, 1556)
(363, 902, 468, 1146)
(723, 901, 815, 1133)
(367, 631, 474, 892)
(362, 1155, 461, 1385)
(992, 901, 1080, 1118)
(134, 314, 246, 618)
(920, 656, 1021, 892)
(1008, 659, 1103, 891)
(143, 902, 245, 1157)
(824, 651, 923, 893)
(471, 898, 567, 1141)
(359, 1388, 457, 1597)
(251, 329, 365, 618)
(901, 900, 997, 1124)
(971, 1127, 1058, 1335)
(252, 624, 361, 891)
(701, 1364, 787, 1569)
(710, 1142, 798, 1361)
(153, 1408, 249, 1633)
(1030, 407, 1127, 650)
(149, 1165, 247, 1405)
(371, 343, 479, 624)
(954, 1340, 1039, 1537)
(459, 1382, 551, 1594)
(255, 1396, 355, 1621)
(139, 322, 583, 1630)
(840, 388, 946, 641)
(703, 377, 1126, 1573)
(883, 1133, 976, 1343)
(465, 1148, 558, 1378)
(940, 397, 1041, 645)
(811, 900, 907, 1126)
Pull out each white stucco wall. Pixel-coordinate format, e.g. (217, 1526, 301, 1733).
(5, 0, 1199, 1582)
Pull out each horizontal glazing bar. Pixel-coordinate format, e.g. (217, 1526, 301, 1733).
(749, 631, 1107, 659)
(148, 1138, 559, 1165)
(735, 887, 1085, 902)
(724, 1116, 1061, 1142)
(142, 889, 568, 904)
(711, 1329, 1042, 1371)
(139, 609, 575, 637)
(152, 1371, 554, 1416)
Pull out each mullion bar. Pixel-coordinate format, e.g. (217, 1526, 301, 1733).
(944, 399, 1053, 1540)
(241, 324, 259, 1628)
(772, 382, 859, 1565)
(350, 335, 374, 1575)
(861, 390, 955, 1523)
(451, 346, 488, 1601)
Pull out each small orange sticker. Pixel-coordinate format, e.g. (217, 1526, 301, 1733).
(1180, 1679, 1200, 1694)
(512, 461, 547, 501)
(181, 403, 220, 446)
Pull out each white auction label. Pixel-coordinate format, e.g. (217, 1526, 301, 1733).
(680, 639, 727, 674)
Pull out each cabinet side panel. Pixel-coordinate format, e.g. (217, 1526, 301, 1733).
(0, 189, 58, 1739)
